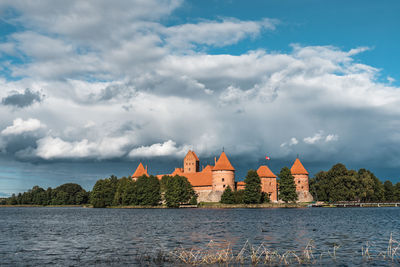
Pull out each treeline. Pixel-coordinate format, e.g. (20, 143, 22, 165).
(90, 175, 197, 208)
(220, 167, 298, 204)
(1, 183, 89, 205)
(310, 163, 400, 202)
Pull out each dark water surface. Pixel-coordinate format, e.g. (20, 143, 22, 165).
(1, 207, 400, 266)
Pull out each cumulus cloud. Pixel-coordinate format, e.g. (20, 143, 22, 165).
(280, 138, 299, 148)
(128, 140, 189, 158)
(0, 0, 398, 173)
(34, 135, 131, 160)
(164, 18, 278, 49)
(304, 131, 339, 144)
(1, 118, 44, 135)
(1, 88, 43, 108)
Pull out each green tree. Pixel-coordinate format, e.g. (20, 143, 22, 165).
(164, 175, 195, 208)
(136, 175, 161, 206)
(90, 175, 119, 208)
(278, 167, 298, 203)
(113, 177, 134, 206)
(220, 185, 235, 204)
(233, 190, 245, 204)
(261, 192, 270, 203)
(384, 180, 395, 202)
(243, 170, 262, 204)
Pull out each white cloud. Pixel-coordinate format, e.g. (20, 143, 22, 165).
(280, 138, 299, 148)
(128, 140, 189, 158)
(34, 135, 131, 160)
(303, 131, 324, 144)
(1, 118, 44, 135)
(325, 134, 339, 142)
(164, 18, 278, 49)
(304, 131, 339, 144)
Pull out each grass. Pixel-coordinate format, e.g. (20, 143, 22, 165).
(134, 235, 400, 266)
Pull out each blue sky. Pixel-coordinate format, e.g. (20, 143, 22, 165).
(0, 0, 400, 196)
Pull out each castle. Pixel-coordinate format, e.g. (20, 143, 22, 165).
(131, 150, 313, 202)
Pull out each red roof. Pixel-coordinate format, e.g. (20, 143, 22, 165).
(257, 165, 277, 178)
(213, 152, 235, 171)
(157, 166, 213, 187)
(132, 162, 148, 178)
(185, 150, 199, 161)
(237, 181, 245, 186)
(290, 158, 309, 175)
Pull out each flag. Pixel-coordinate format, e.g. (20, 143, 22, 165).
(265, 156, 270, 160)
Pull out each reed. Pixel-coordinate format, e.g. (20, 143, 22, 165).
(134, 234, 400, 265)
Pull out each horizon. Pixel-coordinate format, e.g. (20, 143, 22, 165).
(1, 0, 400, 196)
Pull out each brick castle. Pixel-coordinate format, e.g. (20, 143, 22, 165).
(131, 150, 313, 202)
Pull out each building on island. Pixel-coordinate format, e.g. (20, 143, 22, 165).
(131, 150, 313, 202)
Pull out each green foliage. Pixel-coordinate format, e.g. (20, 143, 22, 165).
(113, 177, 136, 206)
(278, 167, 298, 203)
(135, 175, 161, 206)
(4, 183, 89, 206)
(164, 175, 195, 208)
(220, 185, 235, 204)
(243, 170, 262, 204)
(90, 175, 118, 208)
(189, 194, 198, 205)
(384, 181, 395, 202)
(261, 192, 270, 203)
(309, 164, 399, 203)
(233, 190, 245, 204)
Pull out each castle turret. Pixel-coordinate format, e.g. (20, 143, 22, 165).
(290, 158, 309, 192)
(183, 150, 200, 173)
(257, 165, 278, 202)
(132, 162, 148, 181)
(212, 152, 235, 191)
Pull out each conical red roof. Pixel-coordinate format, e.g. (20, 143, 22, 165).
(290, 158, 308, 175)
(257, 165, 277, 178)
(132, 162, 148, 178)
(213, 152, 235, 171)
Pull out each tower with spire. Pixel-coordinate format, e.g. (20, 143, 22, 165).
(290, 157, 309, 192)
(211, 151, 235, 191)
(131, 162, 148, 181)
(257, 165, 277, 202)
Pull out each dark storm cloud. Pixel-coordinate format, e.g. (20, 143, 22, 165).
(2, 88, 43, 108)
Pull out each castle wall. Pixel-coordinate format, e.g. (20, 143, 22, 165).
(293, 174, 309, 192)
(212, 170, 235, 191)
(261, 177, 278, 202)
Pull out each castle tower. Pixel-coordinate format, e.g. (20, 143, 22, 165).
(131, 162, 148, 181)
(183, 150, 200, 173)
(212, 152, 235, 191)
(290, 158, 309, 192)
(257, 165, 278, 202)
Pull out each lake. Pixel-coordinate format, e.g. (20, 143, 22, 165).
(1, 207, 400, 266)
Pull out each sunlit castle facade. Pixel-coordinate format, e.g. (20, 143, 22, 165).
(131, 150, 313, 203)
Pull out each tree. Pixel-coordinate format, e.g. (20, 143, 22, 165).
(243, 170, 262, 204)
(278, 167, 298, 203)
(261, 192, 270, 203)
(384, 180, 395, 202)
(164, 175, 195, 208)
(233, 190, 245, 204)
(220, 186, 235, 204)
(113, 177, 133, 206)
(90, 175, 118, 208)
(136, 175, 161, 206)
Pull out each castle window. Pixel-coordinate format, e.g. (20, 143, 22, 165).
(223, 184, 226, 188)
(298, 181, 300, 184)
(189, 168, 191, 171)
(222, 178, 224, 182)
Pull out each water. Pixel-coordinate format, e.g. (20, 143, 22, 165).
(1, 207, 400, 266)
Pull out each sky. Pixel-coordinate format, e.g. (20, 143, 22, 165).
(0, 0, 400, 196)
